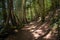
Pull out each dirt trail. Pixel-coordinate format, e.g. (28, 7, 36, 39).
(5, 10, 59, 40)
(5, 20, 58, 40)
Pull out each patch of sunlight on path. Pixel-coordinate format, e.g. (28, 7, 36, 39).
(32, 22, 50, 39)
(21, 21, 51, 39)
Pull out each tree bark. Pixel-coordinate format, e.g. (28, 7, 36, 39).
(2, 0, 7, 23)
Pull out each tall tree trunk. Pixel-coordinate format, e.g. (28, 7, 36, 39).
(41, 0, 45, 23)
(22, 0, 27, 24)
(7, 0, 17, 26)
(2, 0, 7, 23)
(51, 0, 56, 24)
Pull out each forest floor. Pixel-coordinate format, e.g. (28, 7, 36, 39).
(5, 16, 58, 40)
(5, 9, 60, 40)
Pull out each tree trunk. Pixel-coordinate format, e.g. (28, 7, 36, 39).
(22, 0, 27, 24)
(2, 0, 7, 23)
(7, 0, 18, 26)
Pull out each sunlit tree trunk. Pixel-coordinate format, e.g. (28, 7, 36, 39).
(22, 0, 27, 24)
(33, 0, 41, 21)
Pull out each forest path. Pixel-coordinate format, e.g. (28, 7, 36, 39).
(5, 9, 59, 40)
(6, 18, 58, 40)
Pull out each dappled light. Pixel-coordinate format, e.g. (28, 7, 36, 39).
(0, 0, 59, 40)
(44, 31, 52, 39)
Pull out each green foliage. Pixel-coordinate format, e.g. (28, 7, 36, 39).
(44, 0, 52, 11)
(0, 0, 60, 39)
(14, 0, 52, 22)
